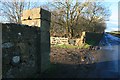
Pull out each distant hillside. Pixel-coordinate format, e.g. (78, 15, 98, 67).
(106, 31, 120, 38)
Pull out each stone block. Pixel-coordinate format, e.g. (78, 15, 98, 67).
(22, 19, 40, 27)
(22, 10, 31, 20)
(32, 19, 41, 27)
(22, 8, 51, 21)
(21, 20, 29, 26)
(21, 8, 51, 28)
(31, 8, 41, 19)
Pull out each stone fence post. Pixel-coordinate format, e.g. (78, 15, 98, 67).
(40, 8, 51, 73)
(21, 8, 51, 73)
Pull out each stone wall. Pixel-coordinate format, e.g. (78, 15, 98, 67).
(85, 32, 104, 45)
(76, 32, 103, 46)
(2, 8, 51, 78)
(50, 37, 68, 45)
(2, 23, 40, 78)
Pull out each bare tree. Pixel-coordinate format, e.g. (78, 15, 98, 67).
(49, 0, 110, 38)
(80, 1, 110, 32)
(49, 0, 89, 38)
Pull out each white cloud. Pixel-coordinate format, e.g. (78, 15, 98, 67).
(106, 21, 118, 32)
(105, 27, 118, 32)
(111, 27, 119, 31)
(107, 2, 118, 25)
(107, 21, 118, 26)
(110, 13, 118, 21)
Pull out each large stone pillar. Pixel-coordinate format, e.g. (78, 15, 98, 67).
(21, 8, 51, 73)
(40, 8, 51, 73)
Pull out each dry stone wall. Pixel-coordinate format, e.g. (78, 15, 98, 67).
(2, 8, 51, 78)
(50, 37, 68, 45)
(2, 23, 40, 78)
(76, 32, 103, 46)
(85, 32, 104, 45)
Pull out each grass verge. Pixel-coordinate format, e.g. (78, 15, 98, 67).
(51, 43, 91, 49)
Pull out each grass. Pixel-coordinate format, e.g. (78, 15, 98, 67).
(107, 31, 120, 35)
(111, 31, 120, 34)
(107, 31, 120, 38)
(51, 43, 91, 49)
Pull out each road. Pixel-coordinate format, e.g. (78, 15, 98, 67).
(85, 45, 119, 78)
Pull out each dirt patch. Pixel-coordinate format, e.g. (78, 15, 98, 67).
(50, 47, 95, 64)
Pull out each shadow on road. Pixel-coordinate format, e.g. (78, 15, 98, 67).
(39, 60, 119, 78)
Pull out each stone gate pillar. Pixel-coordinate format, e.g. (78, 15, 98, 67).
(21, 8, 51, 73)
(40, 9, 51, 72)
